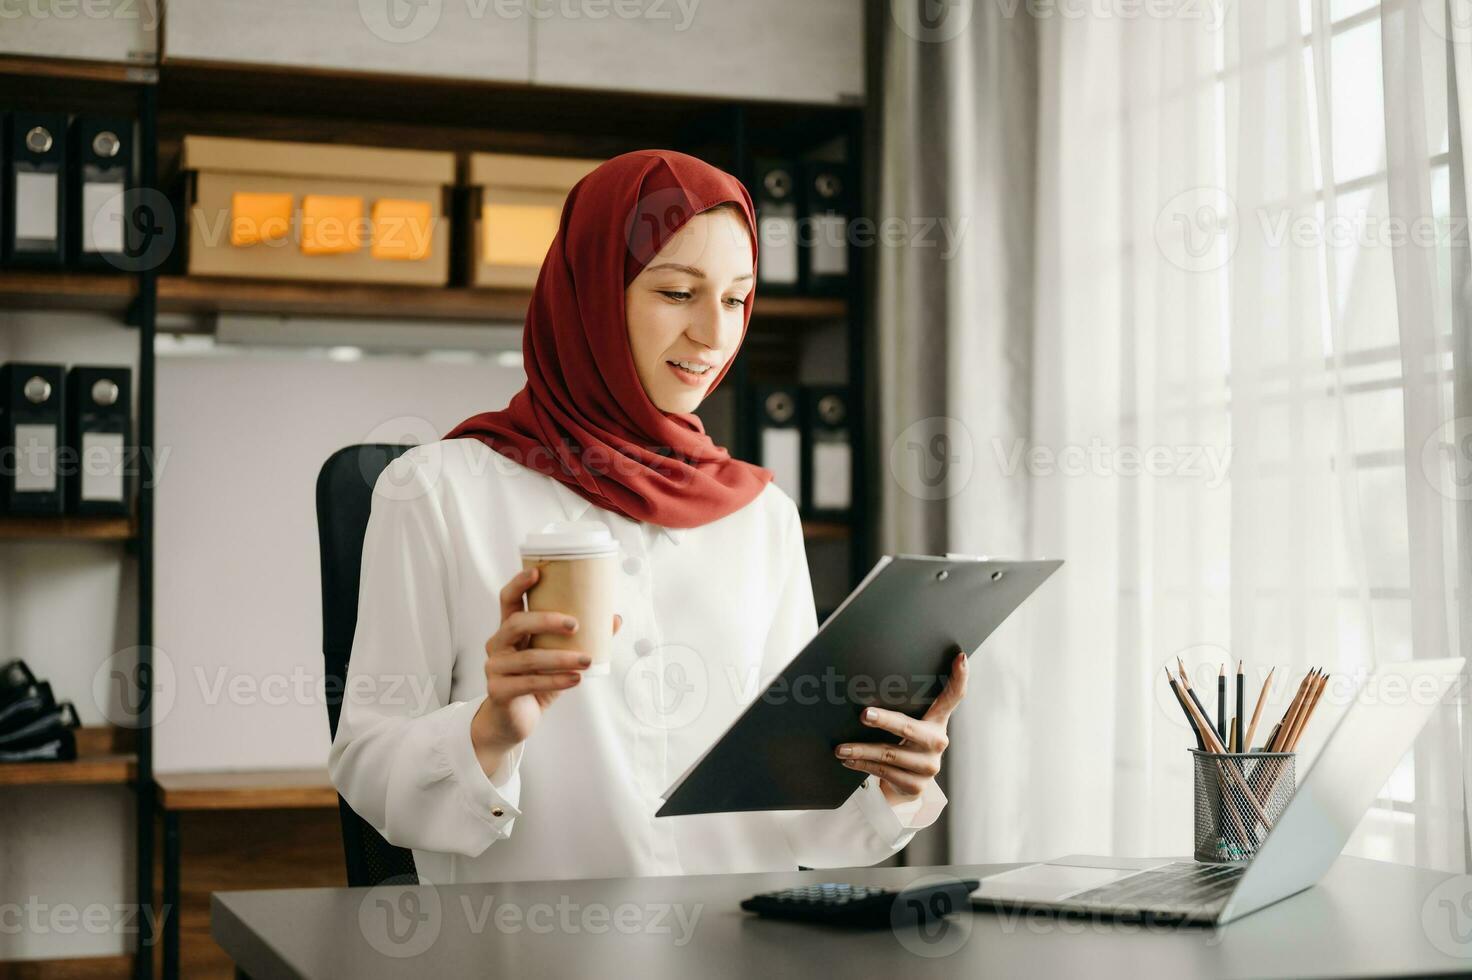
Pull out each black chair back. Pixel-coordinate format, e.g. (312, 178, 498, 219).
(316, 443, 419, 887)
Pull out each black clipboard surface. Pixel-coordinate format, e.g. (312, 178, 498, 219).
(655, 554, 1062, 817)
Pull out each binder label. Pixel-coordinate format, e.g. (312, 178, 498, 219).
(15, 172, 59, 242)
(13, 423, 58, 493)
(81, 432, 126, 502)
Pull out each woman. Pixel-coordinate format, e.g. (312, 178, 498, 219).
(329, 149, 963, 884)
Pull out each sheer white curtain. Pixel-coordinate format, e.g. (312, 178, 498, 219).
(934, 0, 1470, 869)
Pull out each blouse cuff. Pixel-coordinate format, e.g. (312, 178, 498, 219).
(442, 696, 523, 840)
(855, 776, 948, 847)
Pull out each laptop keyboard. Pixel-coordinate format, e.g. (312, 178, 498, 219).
(1067, 861, 1243, 915)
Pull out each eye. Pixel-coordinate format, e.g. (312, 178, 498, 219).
(724, 296, 748, 308)
(659, 290, 692, 302)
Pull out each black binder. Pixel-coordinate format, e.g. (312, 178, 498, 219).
(750, 384, 803, 507)
(802, 385, 852, 521)
(802, 159, 853, 296)
(0, 363, 66, 515)
(656, 555, 1063, 815)
(65, 365, 132, 516)
(751, 157, 802, 294)
(68, 116, 132, 269)
(2, 112, 68, 268)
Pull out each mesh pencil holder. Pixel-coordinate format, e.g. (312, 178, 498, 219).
(1191, 750, 1296, 864)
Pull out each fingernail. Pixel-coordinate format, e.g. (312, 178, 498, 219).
(863, 708, 876, 722)
(579, 655, 591, 667)
(841, 759, 858, 768)
(564, 617, 578, 631)
(836, 745, 852, 758)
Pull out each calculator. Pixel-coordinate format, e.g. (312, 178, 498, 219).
(740, 878, 980, 929)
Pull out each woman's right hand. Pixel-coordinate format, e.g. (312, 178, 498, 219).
(469, 566, 621, 777)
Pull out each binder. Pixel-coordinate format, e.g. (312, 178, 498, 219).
(751, 157, 802, 293)
(64, 365, 131, 516)
(802, 385, 852, 520)
(802, 159, 853, 296)
(3, 112, 68, 268)
(68, 116, 132, 269)
(0, 363, 66, 515)
(657, 555, 1063, 815)
(750, 384, 803, 507)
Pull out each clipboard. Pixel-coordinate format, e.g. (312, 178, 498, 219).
(655, 553, 1063, 817)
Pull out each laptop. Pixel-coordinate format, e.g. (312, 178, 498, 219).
(970, 657, 1465, 926)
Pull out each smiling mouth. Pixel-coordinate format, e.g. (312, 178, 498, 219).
(667, 360, 714, 386)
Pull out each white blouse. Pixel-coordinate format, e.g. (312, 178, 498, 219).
(328, 437, 945, 885)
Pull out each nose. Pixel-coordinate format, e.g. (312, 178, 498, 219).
(683, 294, 741, 353)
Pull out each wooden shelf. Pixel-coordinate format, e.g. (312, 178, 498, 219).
(0, 53, 157, 86)
(0, 271, 845, 326)
(802, 520, 853, 541)
(157, 277, 527, 323)
(0, 727, 136, 788)
(0, 515, 136, 542)
(0, 270, 137, 317)
(155, 276, 845, 326)
(155, 768, 337, 812)
(0, 953, 134, 978)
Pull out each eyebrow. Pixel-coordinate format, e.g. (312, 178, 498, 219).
(644, 262, 754, 283)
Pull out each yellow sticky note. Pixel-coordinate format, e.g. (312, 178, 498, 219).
(230, 192, 293, 247)
(483, 201, 561, 267)
(300, 194, 365, 255)
(371, 198, 434, 261)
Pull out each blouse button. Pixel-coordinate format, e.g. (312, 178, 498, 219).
(622, 556, 642, 574)
(492, 807, 505, 818)
(634, 638, 654, 656)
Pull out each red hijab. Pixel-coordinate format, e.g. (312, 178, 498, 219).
(444, 149, 774, 529)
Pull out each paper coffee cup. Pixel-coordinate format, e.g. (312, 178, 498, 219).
(519, 521, 619, 676)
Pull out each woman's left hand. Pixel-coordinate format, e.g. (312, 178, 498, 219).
(834, 652, 968, 805)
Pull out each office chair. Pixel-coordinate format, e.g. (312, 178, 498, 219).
(316, 443, 420, 887)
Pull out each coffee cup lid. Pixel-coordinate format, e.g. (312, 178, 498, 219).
(520, 520, 618, 557)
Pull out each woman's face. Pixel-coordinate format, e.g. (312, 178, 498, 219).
(625, 206, 754, 415)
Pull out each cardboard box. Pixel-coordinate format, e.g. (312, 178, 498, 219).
(182, 136, 454, 285)
(467, 153, 602, 288)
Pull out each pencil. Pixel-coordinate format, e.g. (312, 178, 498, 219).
(1217, 664, 1227, 746)
(1287, 672, 1329, 750)
(1229, 717, 1238, 755)
(1178, 660, 1214, 739)
(1243, 666, 1275, 751)
(1178, 688, 1278, 829)
(1166, 667, 1206, 750)
(1235, 660, 1244, 752)
(1269, 669, 1316, 751)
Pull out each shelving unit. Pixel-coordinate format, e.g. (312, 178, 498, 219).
(2, 42, 873, 980)
(0, 52, 159, 980)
